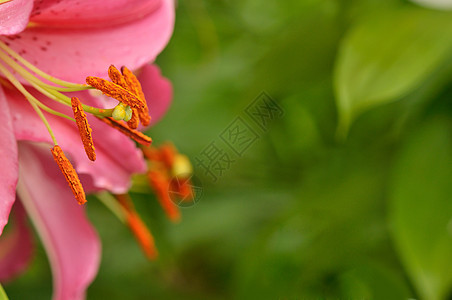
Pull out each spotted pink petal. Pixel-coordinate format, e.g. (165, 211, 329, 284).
(0, 86, 18, 235)
(6, 87, 146, 194)
(139, 64, 173, 127)
(17, 142, 101, 300)
(31, 0, 162, 28)
(0, 201, 34, 282)
(1, 0, 175, 83)
(0, 0, 33, 35)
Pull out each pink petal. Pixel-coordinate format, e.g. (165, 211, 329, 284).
(0, 86, 18, 235)
(6, 88, 146, 194)
(139, 64, 173, 126)
(0, 0, 175, 82)
(0, 201, 34, 282)
(0, 0, 33, 35)
(17, 142, 101, 300)
(31, 0, 162, 28)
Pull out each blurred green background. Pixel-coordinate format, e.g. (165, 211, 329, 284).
(5, 0, 452, 299)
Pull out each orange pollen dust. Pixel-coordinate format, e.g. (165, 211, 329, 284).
(107, 65, 140, 129)
(127, 108, 140, 129)
(71, 97, 96, 161)
(51, 145, 86, 205)
(107, 65, 151, 129)
(97, 116, 152, 146)
(121, 66, 151, 127)
(86, 76, 145, 109)
(115, 194, 158, 260)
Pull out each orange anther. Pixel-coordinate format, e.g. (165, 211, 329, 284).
(71, 97, 96, 161)
(86, 76, 145, 109)
(108, 65, 144, 129)
(148, 170, 181, 223)
(127, 213, 158, 260)
(108, 65, 128, 89)
(97, 117, 152, 146)
(122, 66, 151, 126)
(51, 145, 86, 205)
(127, 108, 140, 129)
(115, 194, 158, 260)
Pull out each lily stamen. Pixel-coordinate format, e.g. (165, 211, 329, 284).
(86, 76, 145, 109)
(95, 192, 158, 260)
(141, 143, 196, 223)
(71, 97, 96, 161)
(97, 117, 152, 146)
(0, 41, 116, 118)
(148, 169, 181, 222)
(108, 65, 129, 89)
(0, 61, 87, 204)
(0, 64, 74, 122)
(115, 194, 158, 260)
(0, 40, 89, 89)
(127, 213, 158, 260)
(0, 46, 89, 92)
(0, 38, 157, 206)
(88, 65, 152, 129)
(51, 145, 87, 205)
(0, 62, 63, 144)
(121, 66, 151, 126)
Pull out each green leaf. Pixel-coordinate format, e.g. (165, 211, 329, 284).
(0, 284, 9, 300)
(390, 116, 452, 300)
(340, 262, 412, 300)
(334, 6, 452, 137)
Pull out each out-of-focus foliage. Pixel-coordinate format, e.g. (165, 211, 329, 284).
(390, 116, 452, 300)
(335, 5, 452, 137)
(4, 0, 452, 299)
(0, 284, 8, 300)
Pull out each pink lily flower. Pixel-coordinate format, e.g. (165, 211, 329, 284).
(0, 0, 175, 299)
